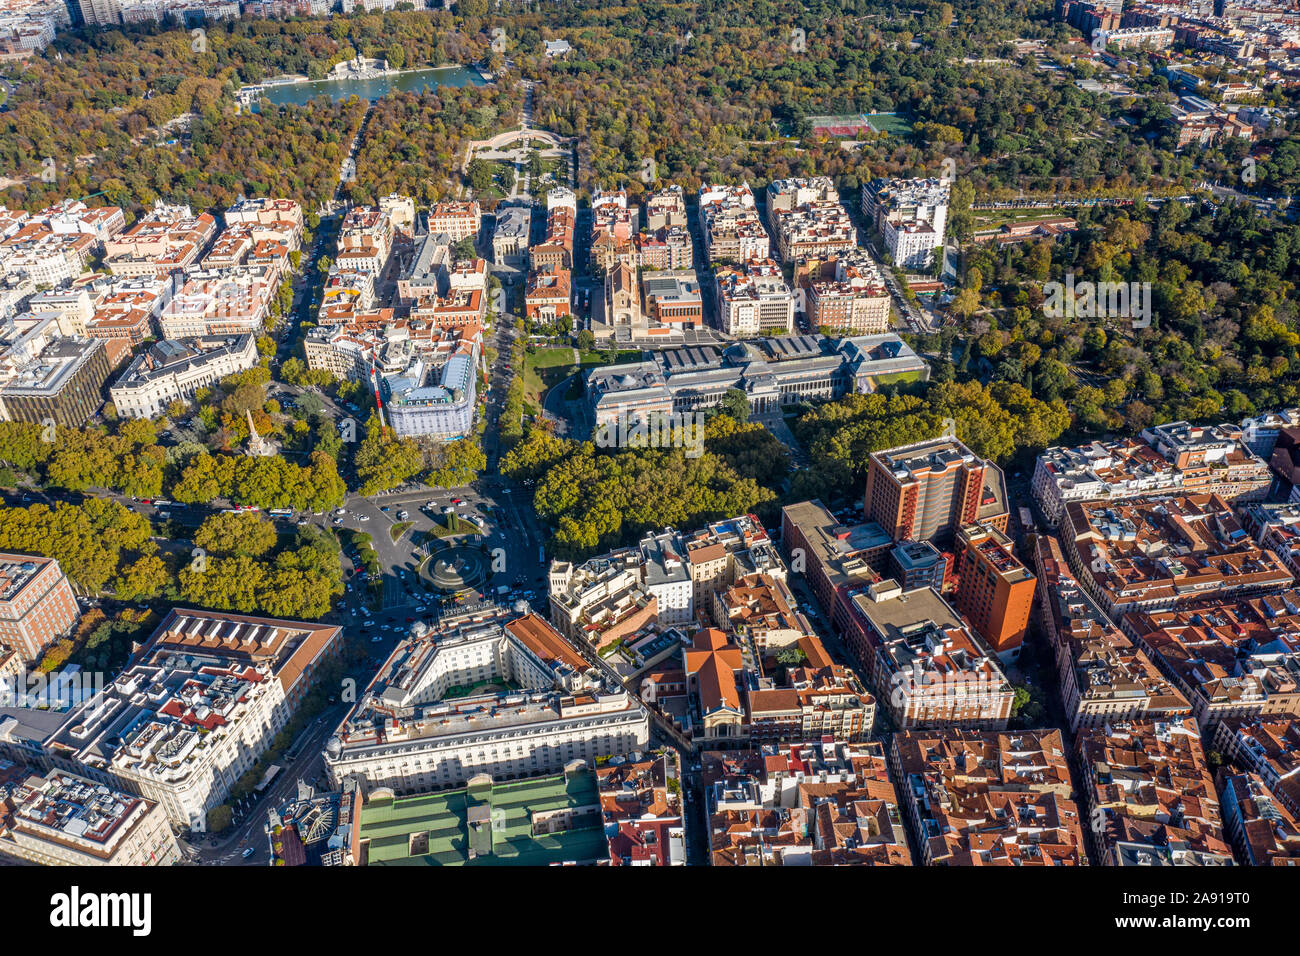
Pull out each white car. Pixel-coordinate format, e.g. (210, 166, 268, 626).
(371, 636, 382, 643)
(335, 508, 347, 516)
(357, 515, 370, 522)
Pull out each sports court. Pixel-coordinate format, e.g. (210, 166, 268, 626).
(807, 112, 913, 138)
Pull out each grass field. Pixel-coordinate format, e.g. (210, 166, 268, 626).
(522, 347, 644, 410)
(522, 347, 577, 408)
(870, 369, 927, 387)
(865, 113, 912, 136)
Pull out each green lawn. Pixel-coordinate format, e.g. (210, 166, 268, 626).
(871, 369, 927, 387)
(865, 112, 913, 136)
(524, 348, 643, 408)
(427, 514, 476, 539)
(522, 347, 576, 406)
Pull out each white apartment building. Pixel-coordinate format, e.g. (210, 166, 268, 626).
(0, 766, 181, 866)
(77, 0, 122, 28)
(699, 183, 771, 265)
(804, 251, 892, 334)
(643, 185, 688, 231)
(317, 269, 377, 326)
(1032, 441, 1181, 525)
(549, 549, 647, 639)
(324, 608, 650, 794)
(44, 610, 340, 831)
(103, 201, 217, 279)
(882, 218, 941, 271)
(715, 259, 796, 335)
(766, 177, 858, 264)
(85, 273, 176, 337)
(547, 187, 578, 214)
(158, 267, 276, 338)
(378, 194, 417, 233)
(224, 196, 303, 232)
(640, 530, 693, 626)
(0, 232, 95, 286)
(335, 205, 396, 276)
(27, 287, 95, 337)
(862, 178, 950, 270)
(551, 517, 788, 639)
(1033, 422, 1270, 525)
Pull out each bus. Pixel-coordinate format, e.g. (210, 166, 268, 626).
(268, 508, 294, 519)
(1017, 506, 1036, 534)
(253, 764, 282, 794)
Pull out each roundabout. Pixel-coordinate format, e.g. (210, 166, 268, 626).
(420, 541, 491, 595)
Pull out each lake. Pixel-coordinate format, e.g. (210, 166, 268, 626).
(253, 65, 486, 109)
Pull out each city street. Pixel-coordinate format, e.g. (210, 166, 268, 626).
(187, 704, 346, 865)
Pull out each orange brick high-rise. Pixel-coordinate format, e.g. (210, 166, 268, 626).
(864, 437, 1009, 545)
(954, 523, 1037, 664)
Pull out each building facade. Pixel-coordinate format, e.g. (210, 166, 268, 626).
(0, 554, 79, 665)
(0, 766, 181, 866)
(109, 334, 258, 419)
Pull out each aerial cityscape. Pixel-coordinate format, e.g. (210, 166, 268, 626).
(0, 0, 1292, 918)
